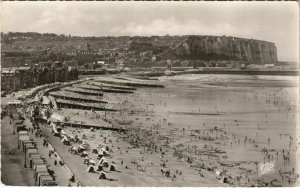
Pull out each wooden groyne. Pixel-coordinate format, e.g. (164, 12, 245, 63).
(77, 85, 134, 94)
(62, 87, 103, 96)
(89, 82, 137, 91)
(49, 91, 108, 103)
(94, 79, 165, 88)
(55, 98, 115, 111)
(62, 122, 126, 132)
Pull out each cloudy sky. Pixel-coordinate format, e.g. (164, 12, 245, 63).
(1, 2, 299, 61)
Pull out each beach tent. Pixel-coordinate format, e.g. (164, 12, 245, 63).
(102, 150, 108, 156)
(89, 160, 96, 166)
(83, 156, 90, 164)
(68, 135, 75, 142)
(102, 161, 109, 168)
(97, 153, 104, 159)
(61, 130, 67, 136)
(98, 172, 107, 179)
(61, 137, 70, 145)
(70, 146, 77, 154)
(98, 149, 107, 156)
(87, 165, 95, 173)
(92, 148, 98, 154)
(97, 165, 103, 171)
(223, 177, 229, 183)
(100, 146, 109, 152)
(99, 157, 107, 165)
(52, 128, 60, 136)
(81, 151, 88, 157)
(109, 164, 116, 171)
(77, 145, 85, 153)
(81, 141, 90, 147)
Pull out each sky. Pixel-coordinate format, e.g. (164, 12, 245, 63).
(1, 2, 299, 61)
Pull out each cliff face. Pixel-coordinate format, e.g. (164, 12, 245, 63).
(174, 36, 277, 64)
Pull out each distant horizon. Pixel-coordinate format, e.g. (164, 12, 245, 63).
(2, 2, 298, 62)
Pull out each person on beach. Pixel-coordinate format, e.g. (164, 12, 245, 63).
(54, 160, 57, 166)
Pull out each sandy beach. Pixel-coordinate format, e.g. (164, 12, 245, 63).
(34, 74, 299, 186)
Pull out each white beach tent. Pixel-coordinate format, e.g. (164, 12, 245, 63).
(83, 156, 89, 164)
(86, 165, 95, 173)
(97, 164, 103, 171)
(102, 160, 109, 168)
(98, 172, 107, 179)
(98, 157, 107, 165)
(109, 164, 116, 171)
(92, 148, 98, 154)
(81, 151, 88, 157)
(89, 160, 96, 166)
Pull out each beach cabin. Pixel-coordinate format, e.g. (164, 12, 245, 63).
(35, 171, 50, 185)
(23, 142, 36, 153)
(26, 148, 38, 164)
(15, 120, 26, 132)
(18, 130, 28, 136)
(8, 100, 22, 107)
(34, 165, 48, 179)
(264, 64, 275, 68)
(39, 175, 55, 186)
(31, 157, 45, 169)
(28, 154, 42, 168)
(18, 134, 30, 149)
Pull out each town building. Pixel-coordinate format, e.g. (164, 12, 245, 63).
(1, 62, 79, 92)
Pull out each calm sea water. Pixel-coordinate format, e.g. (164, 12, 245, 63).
(134, 74, 299, 164)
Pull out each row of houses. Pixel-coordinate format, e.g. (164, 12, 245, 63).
(1, 62, 79, 92)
